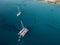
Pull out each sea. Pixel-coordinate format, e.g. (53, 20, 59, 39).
(0, 0, 60, 45)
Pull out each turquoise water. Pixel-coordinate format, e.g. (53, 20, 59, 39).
(0, 1, 60, 45)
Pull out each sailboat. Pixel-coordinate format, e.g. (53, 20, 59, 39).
(17, 12, 21, 16)
(17, 7, 21, 16)
(18, 21, 29, 42)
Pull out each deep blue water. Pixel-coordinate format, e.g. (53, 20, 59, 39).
(0, 1, 60, 45)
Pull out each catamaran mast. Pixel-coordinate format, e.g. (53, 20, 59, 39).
(21, 20, 24, 28)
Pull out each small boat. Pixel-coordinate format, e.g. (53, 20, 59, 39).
(17, 7, 21, 16)
(18, 21, 29, 42)
(17, 11, 21, 16)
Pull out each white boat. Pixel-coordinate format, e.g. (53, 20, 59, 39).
(17, 7, 21, 16)
(18, 21, 29, 42)
(17, 11, 21, 16)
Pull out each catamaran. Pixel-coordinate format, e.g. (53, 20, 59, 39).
(18, 21, 29, 42)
